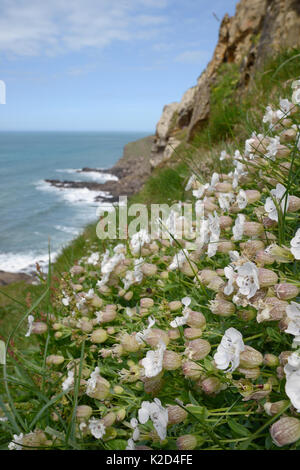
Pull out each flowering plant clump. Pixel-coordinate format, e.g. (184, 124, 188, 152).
(1, 80, 300, 451)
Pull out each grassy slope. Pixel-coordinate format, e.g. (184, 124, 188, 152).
(1, 48, 300, 341)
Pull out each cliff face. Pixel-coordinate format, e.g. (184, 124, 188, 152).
(150, 0, 300, 168)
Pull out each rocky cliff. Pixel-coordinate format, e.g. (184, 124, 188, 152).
(150, 0, 300, 168)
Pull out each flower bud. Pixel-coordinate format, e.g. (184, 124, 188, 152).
(180, 260, 197, 276)
(116, 409, 126, 421)
(263, 354, 279, 367)
(200, 377, 224, 395)
(80, 320, 93, 333)
(140, 298, 154, 309)
(32, 322, 48, 334)
(120, 333, 141, 352)
(86, 376, 110, 400)
(237, 309, 257, 321)
(70, 265, 85, 276)
(102, 412, 116, 427)
(198, 269, 218, 285)
(143, 374, 163, 395)
(241, 240, 265, 256)
(90, 328, 108, 343)
(146, 328, 169, 347)
(280, 127, 297, 142)
(91, 295, 103, 308)
(239, 346, 263, 368)
(185, 339, 211, 360)
(245, 190, 261, 204)
(168, 300, 182, 311)
(46, 355, 64, 366)
(275, 283, 299, 300)
(163, 350, 182, 370)
(167, 405, 187, 425)
(279, 351, 292, 366)
(209, 299, 235, 316)
(22, 430, 47, 449)
(141, 263, 157, 276)
(98, 285, 111, 296)
(258, 268, 278, 287)
(270, 417, 300, 447)
(217, 241, 235, 254)
(168, 328, 181, 340)
(54, 331, 63, 339)
(184, 328, 202, 340)
(204, 199, 218, 213)
(124, 291, 133, 301)
(215, 182, 232, 192)
(255, 250, 275, 266)
(76, 405, 93, 421)
(186, 310, 206, 329)
(176, 434, 197, 450)
(287, 195, 300, 213)
(219, 215, 233, 229)
(182, 361, 204, 380)
(243, 222, 264, 237)
(237, 367, 261, 379)
(264, 400, 289, 416)
(113, 385, 124, 394)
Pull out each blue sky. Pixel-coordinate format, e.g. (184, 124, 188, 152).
(0, 0, 238, 132)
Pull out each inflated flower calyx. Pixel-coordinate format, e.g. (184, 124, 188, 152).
(46, 355, 65, 366)
(167, 405, 188, 425)
(264, 400, 289, 416)
(209, 299, 236, 317)
(270, 417, 300, 447)
(176, 434, 198, 450)
(239, 346, 263, 368)
(182, 361, 204, 380)
(184, 328, 202, 339)
(185, 338, 211, 360)
(32, 322, 48, 334)
(200, 377, 225, 395)
(258, 268, 278, 287)
(120, 333, 141, 353)
(162, 350, 182, 370)
(275, 283, 300, 300)
(90, 328, 108, 344)
(168, 300, 182, 311)
(76, 405, 93, 421)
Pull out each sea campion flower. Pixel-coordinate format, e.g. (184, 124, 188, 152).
(8, 433, 24, 450)
(236, 189, 247, 209)
(207, 211, 220, 257)
(214, 327, 245, 372)
(25, 315, 34, 337)
(136, 316, 156, 344)
(284, 352, 300, 412)
(290, 229, 300, 259)
(285, 302, 300, 345)
(123, 257, 144, 290)
(96, 250, 125, 288)
(270, 417, 300, 447)
(264, 183, 289, 222)
(130, 229, 151, 255)
(141, 341, 166, 378)
(168, 249, 189, 270)
(236, 261, 260, 299)
(138, 399, 168, 440)
(232, 213, 245, 241)
(224, 265, 236, 296)
(62, 370, 74, 392)
(170, 297, 191, 328)
(87, 252, 100, 265)
(88, 418, 106, 439)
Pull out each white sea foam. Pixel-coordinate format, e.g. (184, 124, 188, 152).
(0, 251, 58, 274)
(55, 225, 81, 235)
(35, 180, 112, 205)
(56, 168, 118, 183)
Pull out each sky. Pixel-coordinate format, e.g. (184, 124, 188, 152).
(0, 0, 238, 132)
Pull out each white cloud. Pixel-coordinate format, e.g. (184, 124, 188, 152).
(174, 50, 209, 64)
(0, 0, 169, 56)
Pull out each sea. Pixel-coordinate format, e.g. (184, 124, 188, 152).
(0, 131, 148, 273)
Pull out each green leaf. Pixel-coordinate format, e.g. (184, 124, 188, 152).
(227, 418, 251, 437)
(188, 391, 200, 406)
(107, 439, 127, 450)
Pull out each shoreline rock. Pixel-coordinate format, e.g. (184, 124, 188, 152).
(0, 270, 35, 286)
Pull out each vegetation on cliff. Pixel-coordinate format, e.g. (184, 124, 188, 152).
(1, 48, 300, 450)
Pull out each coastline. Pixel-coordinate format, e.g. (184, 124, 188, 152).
(0, 134, 155, 284)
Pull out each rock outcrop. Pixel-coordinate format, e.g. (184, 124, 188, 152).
(150, 0, 300, 166)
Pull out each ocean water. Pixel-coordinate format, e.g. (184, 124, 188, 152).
(0, 131, 148, 273)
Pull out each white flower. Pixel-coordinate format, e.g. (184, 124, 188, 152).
(88, 418, 106, 439)
(232, 213, 245, 241)
(170, 298, 191, 328)
(220, 150, 227, 161)
(214, 327, 245, 372)
(8, 433, 24, 450)
(218, 192, 235, 211)
(279, 98, 293, 116)
(62, 370, 74, 392)
(236, 189, 247, 209)
(123, 257, 144, 290)
(185, 174, 196, 191)
(265, 136, 281, 160)
(209, 172, 219, 190)
(192, 184, 208, 199)
(285, 302, 300, 344)
(97, 251, 125, 288)
(236, 261, 260, 299)
(290, 229, 300, 260)
(25, 315, 34, 338)
(87, 252, 100, 265)
(141, 341, 166, 378)
(62, 296, 70, 306)
(136, 316, 156, 344)
(126, 438, 135, 450)
(130, 418, 140, 441)
(292, 88, 300, 105)
(168, 249, 188, 270)
(264, 183, 289, 222)
(113, 243, 126, 254)
(138, 399, 168, 440)
(229, 250, 240, 262)
(86, 366, 100, 395)
(130, 229, 151, 255)
(207, 211, 220, 257)
(224, 266, 236, 296)
(284, 353, 300, 412)
(232, 160, 247, 189)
